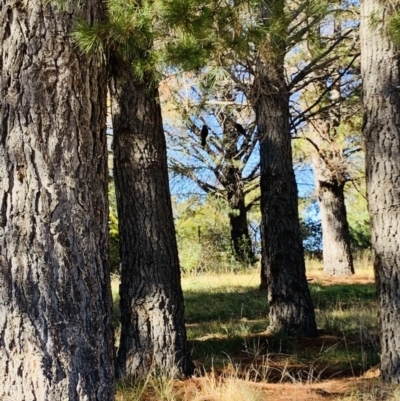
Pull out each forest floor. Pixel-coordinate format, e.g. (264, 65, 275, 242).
(115, 260, 400, 401)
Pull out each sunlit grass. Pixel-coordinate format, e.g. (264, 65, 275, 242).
(306, 253, 374, 280)
(115, 366, 267, 401)
(339, 383, 400, 401)
(181, 268, 261, 292)
(113, 258, 385, 401)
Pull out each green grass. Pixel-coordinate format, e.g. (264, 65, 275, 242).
(184, 288, 268, 323)
(179, 269, 380, 376)
(310, 283, 376, 310)
(114, 264, 383, 400)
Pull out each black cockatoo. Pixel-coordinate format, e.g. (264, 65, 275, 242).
(201, 125, 209, 147)
(234, 123, 246, 136)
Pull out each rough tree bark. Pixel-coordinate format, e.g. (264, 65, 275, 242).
(360, 0, 400, 382)
(314, 170, 354, 276)
(312, 151, 354, 276)
(252, 0, 317, 336)
(109, 56, 194, 378)
(0, 0, 115, 399)
(305, 71, 355, 276)
(254, 69, 318, 336)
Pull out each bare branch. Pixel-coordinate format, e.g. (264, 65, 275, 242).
(288, 28, 357, 90)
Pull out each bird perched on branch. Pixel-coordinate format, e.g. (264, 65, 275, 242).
(235, 123, 246, 136)
(201, 125, 209, 147)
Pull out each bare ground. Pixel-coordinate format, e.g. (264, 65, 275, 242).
(177, 372, 382, 401)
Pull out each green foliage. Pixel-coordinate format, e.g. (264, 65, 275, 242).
(71, 20, 107, 60)
(389, 11, 400, 44)
(174, 195, 237, 274)
(162, 0, 214, 33)
(161, 0, 325, 69)
(173, 192, 261, 272)
(345, 182, 371, 251)
(162, 0, 241, 64)
(72, 0, 167, 84)
(300, 218, 322, 255)
(165, 31, 212, 71)
(72, 0, 221, 84)
(109, 181, 120, 273)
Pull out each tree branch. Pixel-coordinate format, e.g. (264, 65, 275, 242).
(288, 28, 357, 90)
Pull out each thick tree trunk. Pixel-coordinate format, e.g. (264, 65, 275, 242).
(312, 156, 354, 276)
(0, 1, 115, 400)
(109, 57, 194, 378)
(361, 0, 400, 382)
(254, 61, 318, 336)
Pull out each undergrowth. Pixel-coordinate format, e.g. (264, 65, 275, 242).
(112, 259, 393, 401)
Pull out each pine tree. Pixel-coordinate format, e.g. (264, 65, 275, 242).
(249, 0, 317, 336)
(165, 0, 321, 336)
(75, 0, 195, 377)
(0, 0, 115, 398)
(293, 1, 361, 276)
(163, 74, 259, 264)
(165, 0, 358, 336)
(110, 58, 194, 379)
(361, 0, 400, 382)
(169, 0, 366, 335)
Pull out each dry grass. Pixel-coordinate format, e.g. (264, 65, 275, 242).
(114, 258, 399, 401)
(181, 269, 260, 293)
(181, 253, 374, 294)
(339, 382, 400, 401)
(114, 366, 264, 401)
(305, 253, 373, 279)
(115, 364, 400, 401)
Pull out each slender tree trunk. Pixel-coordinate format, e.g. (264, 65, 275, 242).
(109, 57, 194, 378)
(222, 120, 256, 264)
(312, 156, 354, 276)
(361, 0, 400, 382)
(0, 1, 115, 399)
(227, 189, 255, 263)
(254, 60, 318, 336)
(253, 0, 317, 336)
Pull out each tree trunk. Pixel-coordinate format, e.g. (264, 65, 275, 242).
(312, 156, 354, 276)
(227, 188, 255, 264)
(221, 119, 256, 264)
(256, 92, 319, 336)
(361, 0, 400, 382)
(253, 58, 318, 336)
(109, 57, 194, 378)
(0, 1, 115, 400)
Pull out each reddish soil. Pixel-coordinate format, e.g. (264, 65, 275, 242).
(178, 373, 382, 401)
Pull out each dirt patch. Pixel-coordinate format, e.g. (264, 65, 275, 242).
(177, 374, 382, 401)
(307, 273, 374, 286)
